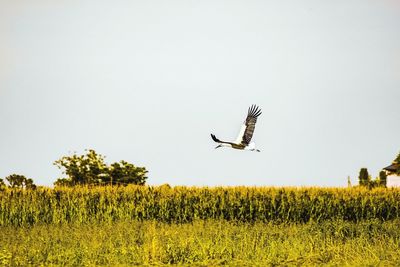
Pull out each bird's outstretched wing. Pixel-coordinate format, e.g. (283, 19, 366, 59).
(236, 105, 262, 145)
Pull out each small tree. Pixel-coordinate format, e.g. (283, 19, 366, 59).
(108, 161, 147, 186)
(25, 178, 37, 190)
(358, 168, 370, 187)
(6, 174, 27, 188)
(54, 150, 148, 186)
(379, 170, 387, 187)
(54, 149, 108, 186)
(5, 174, 36, 189)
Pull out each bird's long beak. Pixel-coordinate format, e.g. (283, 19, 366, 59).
(215, 145, 222, 149)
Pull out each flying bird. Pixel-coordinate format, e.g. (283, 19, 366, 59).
(211, 105, 262, 152)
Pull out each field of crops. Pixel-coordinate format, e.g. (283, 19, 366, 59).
(1, 186, 400, 266)
(1, 219, 400, 266)
(1, 186, 400, 226)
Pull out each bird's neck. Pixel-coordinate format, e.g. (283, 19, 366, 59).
(222, 143, 233, 148)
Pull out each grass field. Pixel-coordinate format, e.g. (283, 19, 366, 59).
(1, 186, 400, 266)
(1, 219, 400, 266)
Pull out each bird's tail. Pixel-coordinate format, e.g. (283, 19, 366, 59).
(247, 142, 256, 149)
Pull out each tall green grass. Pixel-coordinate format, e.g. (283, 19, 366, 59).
(1, 186, 400, 226)
(1, 220, 400, 266)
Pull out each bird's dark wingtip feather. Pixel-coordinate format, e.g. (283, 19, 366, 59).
(248, 104, 255, 115)
(211, 134, 220, 143)
(247, 104, 262, 118)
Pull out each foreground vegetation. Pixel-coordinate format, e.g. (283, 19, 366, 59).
(1, 186, 400, 226)
(2, 186, 400, 265)
(1, 219, 400, 266)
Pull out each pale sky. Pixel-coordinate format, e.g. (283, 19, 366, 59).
(1, 0, 399, 187)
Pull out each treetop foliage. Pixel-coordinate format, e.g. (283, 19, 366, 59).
(3, 174, 37, 190)
(53, 149, 148, 187)
(358, 168, 369, 187)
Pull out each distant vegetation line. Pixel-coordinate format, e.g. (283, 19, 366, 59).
(1, 186, 400, 226)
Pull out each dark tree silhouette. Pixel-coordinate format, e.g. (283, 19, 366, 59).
(5, 174, 36, 189)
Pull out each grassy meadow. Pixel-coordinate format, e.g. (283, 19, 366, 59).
(1, 186, 400, 266)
